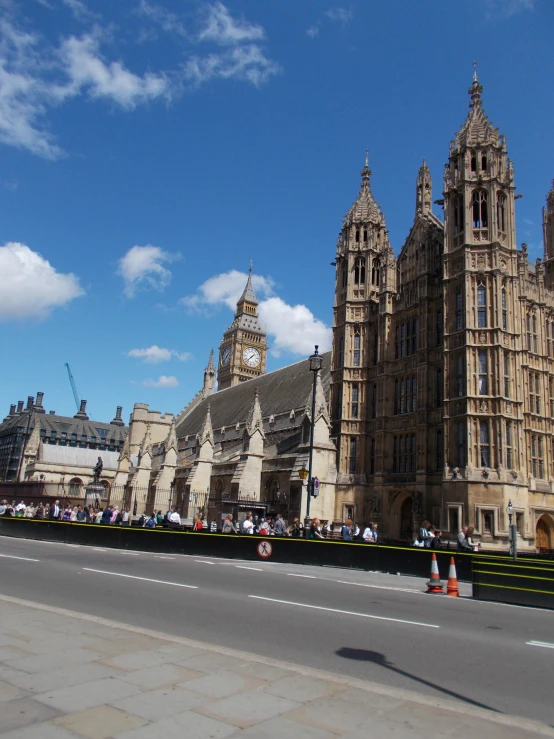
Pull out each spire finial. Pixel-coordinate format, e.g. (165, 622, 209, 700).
(360, 151, 371, 189)
(249, 260, 253, 274)
(365, 148, 368, 167)
(473, 60, 478, 82)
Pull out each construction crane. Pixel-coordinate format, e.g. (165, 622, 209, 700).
(64, 363, 81, 412)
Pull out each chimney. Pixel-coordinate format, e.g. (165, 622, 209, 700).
(34, 391, 45, 413)
(49, 410, 56, 415)
(111, 405, 125, 427)
(74, 399, 89, 420)
(26, 396, 34, 410)
(16, 401, 24, 413)
(9, 404, 16, 416)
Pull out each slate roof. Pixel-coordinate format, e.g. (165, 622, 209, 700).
(40, 445, 121, 470)
(0, 411, 127, 446)
(177, 351, 331, 438)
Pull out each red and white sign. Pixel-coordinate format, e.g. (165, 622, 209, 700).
(257, 540, 273, 559)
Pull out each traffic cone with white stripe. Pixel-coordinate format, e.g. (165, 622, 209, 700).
(446, 556, 459, 597)
(426, 553, 444, 594)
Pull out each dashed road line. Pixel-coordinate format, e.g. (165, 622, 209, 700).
(526, 640, 554, 650)
(83, 568, 198, 589)
(287, 573, 317, 579)
(235, 565, 263, 571)
(0, 553, 40, 562)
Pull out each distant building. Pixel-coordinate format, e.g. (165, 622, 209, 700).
(0, 394, 127, 494)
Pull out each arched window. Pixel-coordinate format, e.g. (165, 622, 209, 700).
(456, 290, 463, 331)
(363, 229, 368, 242)
(480, 421, 490, 467)
(349, 437, 357, 474)
(496, 192, 506, 233)
(481, 154, 487, 171)
(502, 288, 507, 330)
(453, 193, 464, 236)
(355, 229, 360, 243)
(341, 264, 347, 287)
(69, 478, 82, 496)
(471, 152, 477, 172)
(478, 350, 488, 395)
(472, 190, 488, 228)
(351, 384, 359, 418)
(436, 311, 443, 347)
(354, 257, 365, 284)
(457, 354, 464, 397)
(436, 369, 443, 407)
(412, 318, 417, 351)
(353, 331, 360, 366)
(436, 430, 443, 471)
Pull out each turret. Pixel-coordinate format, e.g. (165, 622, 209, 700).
(416, 159, 432, 217)
(202, 349, 216, 399)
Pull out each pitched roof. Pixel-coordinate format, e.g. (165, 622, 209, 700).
(453, 76, 500, 150)
(344, 156, 385, 227)
(0, 411, 127, 445)
(237, 265, 258, 306)
(177, 351, 331, 439)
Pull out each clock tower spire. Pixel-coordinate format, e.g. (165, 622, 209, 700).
(217, 264, 268, 390)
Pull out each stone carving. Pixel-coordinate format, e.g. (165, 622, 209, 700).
(412, 491, 423, 517)
(479, 332, 487, 343)
(506, 402, 512, 415)
(500, 258, 507, 271)
(369, 493, 380, 516)
(479, 400, 488, 412)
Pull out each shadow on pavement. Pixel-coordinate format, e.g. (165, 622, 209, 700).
(336, 647, 500, 714)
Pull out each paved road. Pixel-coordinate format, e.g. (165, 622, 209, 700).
(0, 535, 552, 725)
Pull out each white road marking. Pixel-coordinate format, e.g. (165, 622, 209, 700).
(526, 641, 554, 650)
(235, 565, 263, 571)
(66, 544, 80, 548)
(155, 556, 175, 560)
(0, 553, 40, 562)
(249, 595, 439, 629)
(93, 548, 107, 551)
(195, 560, 214, 565)
(120, 552, 140, 555)
(83, 568, 198, 589)
(287, 573, 317, 579)
(336, 580, 422, 594)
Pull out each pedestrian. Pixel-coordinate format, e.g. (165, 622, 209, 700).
(222, 514, 237, 534)
(25, 503, 36, 518)
(418, 520, 433, 548)
(430, 527, 443, 550)
(50, 500, 61, 520)
(169, 508, 181, 526)
(15, 501, 26, 517)
(309, 518, 323, 539)
(362, 523, 375, 543)
(0, 500, 6, 515)
(241, 513, 254, 534)
(111, 506, 121, 524)
(372, 523, 379, 543)
(156, 510, 164, 526)
(290, 517, 303, 537)
(70, 506, 78, 522)
(465, 527, 480, 552)
(341, 519, 353, 541)
(101, 506, 112, 525)
(76, 506, 86, 523)
(34, 503, 44, 520)
(273, 513, 286, 536)
(62, 504, 72, 521)
(457, 526, 472, 551)
(193, 514, 203, 531)
(122, 508, 130, 525)
(321, 520, 331, 538)
(145, 513, 156, 528)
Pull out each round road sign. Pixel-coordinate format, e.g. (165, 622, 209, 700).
(257, 540, 273, 559)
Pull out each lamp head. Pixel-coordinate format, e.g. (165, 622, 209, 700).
(309, 345, 323, 373)
(298, 464, 308, 481)
(507, 500, 513, 515)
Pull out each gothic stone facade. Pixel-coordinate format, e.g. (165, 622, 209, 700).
(330, 74, 554, 551)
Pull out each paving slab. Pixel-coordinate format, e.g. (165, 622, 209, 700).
(229, 715, 336, 738)
(0, 724, 78, 739)
(112, 685, 208, 722)
(5, 662, 122, 695)
(52, 705, 148, 739)
(197, 690, 301, 729)
(116, 710, 237, 739)
(0, 697, 63, 733)
(5, 648, 103, 675)
(264, 674, 345, 703)
(178, 669, 258, 699)
(34, 676, 143, 714)
(116, 662, 203, 690)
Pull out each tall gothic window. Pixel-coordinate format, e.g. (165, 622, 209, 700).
(506, 422, 513, 469)
(504, 353, 510, 397)
(351, 384, 359, 419)
(400, 379, 405, 414)
(471, 152, 477, 172)
(531, 435, 544, 479)
(410, 434, 416, 472)
(393, 436, 398, 472)
(547, 321, 552, 358)
(478, 350, 488, 395)
(370, 438, 375, 475)
(373, 333, 378, 364)
(354, 257, 365, 284)
(529, 372, 541, 414)
(453, 193, 464, 236)
(412, 318, 417, 351)
(342, 264, 347, 287)
(400, 324, 406, 357)
(437, 311, 443, 347)
(472, 190, 488, 228)
(436, 369, 443, 407)
(371, 384, 376, 419)
(363, 229, 368, 243)
(355, 229, 360, 243)
(353, 331, 361, 366)
(502, 289, 507, 331)
(339, 336, 344, 368)
(497, 192, 506, 234)
(411, 375, 417, 412)
(456, 291, 463, 331)
(481, 154, 487, 171)
(349, 437, 357, 475)
(436, 430, 443, 471)
(480, 421, 490, 467)
(550, 377, 554, 418)
(395, 326, 399, 359)
(394, 379, 398, 415)
(457, 354, 464, 397)
(477, 282, 487, 328)
(457, 421, 465, 467)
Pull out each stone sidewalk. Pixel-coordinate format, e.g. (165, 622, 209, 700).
(0, 595, 552, 739)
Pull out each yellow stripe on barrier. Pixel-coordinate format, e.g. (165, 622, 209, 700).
(475, 581, 554, 596)
(474, 569, 554, 584)
(476, 561, 554, 574)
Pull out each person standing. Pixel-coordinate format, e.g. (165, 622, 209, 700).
(309, 518, 323, 539)
(274, 514, 286, 537)
(341, 519, 353, 541)
(418, 520, 433, 548)
(50, 500, 61, 520)
(362, 524, 375, 543)
(222, 514, 237, 534)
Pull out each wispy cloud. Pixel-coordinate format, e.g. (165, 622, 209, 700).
(325, 7, 353, 24)
(181, 269, 331, 356)
(486, 0, 535, 16)
(117, 245, 178, 299)
(0, 3, 280, 158)
(127, 345, 192, 363)
(141, 375, 179, 388)
(0, 241, 84, 321)
(306, 24, 320, 39)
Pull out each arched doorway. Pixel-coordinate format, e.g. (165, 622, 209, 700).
(536, 515, 554, 551)
(400, 497, 413, 541)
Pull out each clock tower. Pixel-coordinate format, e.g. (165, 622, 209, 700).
(217, 265, 268, 390)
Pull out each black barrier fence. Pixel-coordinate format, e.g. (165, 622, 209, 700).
(0, 516, 479, 581)
(472, 555, 554, 610)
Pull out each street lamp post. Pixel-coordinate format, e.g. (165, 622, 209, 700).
(303, 345, 323, 538)
(507, 500, 517, 560)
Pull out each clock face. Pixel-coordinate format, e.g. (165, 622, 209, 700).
(243, 347, 261, 367)
(221, 347, 231, 366)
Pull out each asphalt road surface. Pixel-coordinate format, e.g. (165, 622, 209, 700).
(0, 535, 552, 725)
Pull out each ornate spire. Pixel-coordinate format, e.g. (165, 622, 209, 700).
(164, 418, 177, 453)
(119, 432, 130, 461)
(237, 263, 258, 308)
(246, 389, 265, 437)
(302, 374, 330, 426)
(416, 158, 432, 217)
(139, 423, 152, 458)
(453, 70, 499, 150)
(345, 152, 382, 226)
(206, 348, 215, 373)
(199, 404, 214, 446)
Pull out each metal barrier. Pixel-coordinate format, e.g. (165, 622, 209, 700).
(472, 555, 554, 610)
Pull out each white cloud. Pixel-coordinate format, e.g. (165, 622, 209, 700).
(60, 34, 170, 109)
(61, 0, 97, 22)
(184, 45, 280, 87)
(181, 269, 274, 312)
(485, 0, 534, 16)
(306, 24, 320, 39)
(259, 298, 332, 357)
(117, 245, 176, 298)
(0, 241, 84, 320)
(127, 345, 192, 363)
(141, 375, 179, 388)
(198, 2, 265, 45)
(181, 270, 331, 357)
(325, 7, 353, 23)
(135, 0, 187, 38)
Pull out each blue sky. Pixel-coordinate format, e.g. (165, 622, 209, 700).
(0, 0, 552, 424)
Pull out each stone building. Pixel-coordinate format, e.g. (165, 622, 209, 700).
(29, 71, 552, 550)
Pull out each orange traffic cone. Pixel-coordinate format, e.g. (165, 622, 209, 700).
(426, 553, 444, 594)
(446, 557, 459, 597)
